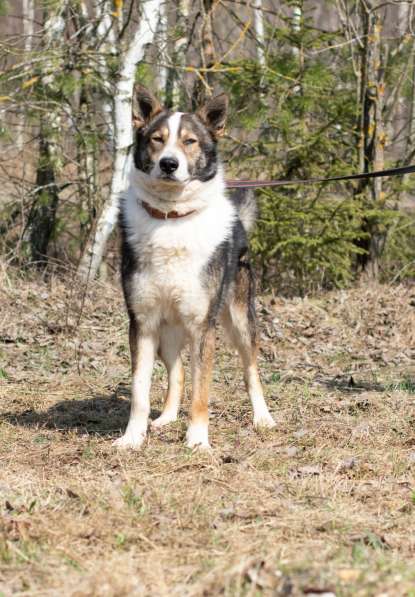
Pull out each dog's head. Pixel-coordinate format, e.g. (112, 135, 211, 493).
(132, 86, 228, 186)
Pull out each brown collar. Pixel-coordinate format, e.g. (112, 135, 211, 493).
(141, 201, 195, 220)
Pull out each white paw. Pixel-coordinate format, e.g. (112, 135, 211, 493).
(151, 412, 177, 428)
(185, 423, 211, 450)
(113, 429, 146, 450)
(254, 412, 276, 429)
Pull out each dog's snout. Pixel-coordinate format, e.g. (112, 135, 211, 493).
(159, 157, 179, 174)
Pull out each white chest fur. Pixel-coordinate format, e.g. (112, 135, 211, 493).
(122, 171, 236, 333)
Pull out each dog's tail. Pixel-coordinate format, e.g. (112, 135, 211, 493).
(229, 188, 258, 233)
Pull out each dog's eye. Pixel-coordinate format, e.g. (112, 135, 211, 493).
(184, 138, 197, 146)
(151, 135, 163, 143)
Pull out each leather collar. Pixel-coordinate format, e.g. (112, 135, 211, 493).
(141, 201, 196, 220)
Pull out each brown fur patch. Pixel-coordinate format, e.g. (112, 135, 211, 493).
(145, 125, 169, 162)
(178, 127, 202, 166)
(132, 85, 163, 129)
(190, 327, 216, 425)
(196, 94, 228, 138)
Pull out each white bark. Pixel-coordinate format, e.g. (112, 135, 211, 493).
(158, 1, 169, 91)
(292, 5, 301, 33)
(17, 0, 35, 152)
(291, 3, 303, 94)
(253, 0, 265, 69)
(95, 0, 117, 144)
(172, 1, 189, 106)
(78, 0, 160, 281)
(160, 1, 189, 107)
(23, 0, 35, 54)
(292, 4, 302, 59)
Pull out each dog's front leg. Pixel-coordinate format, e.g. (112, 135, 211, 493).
(114, 317, 156, 449)
(186, 326, 216, 450)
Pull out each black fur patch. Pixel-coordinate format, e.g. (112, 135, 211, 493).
(133, 112, 171, 173)
(118, 198, 138, 317)
(203, 217, 251, 327)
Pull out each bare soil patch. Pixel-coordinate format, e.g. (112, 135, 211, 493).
(1, 264, 415, 596)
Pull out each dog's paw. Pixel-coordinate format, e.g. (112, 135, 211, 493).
(113, 431, 146, 450)
(185, 423, 211, 451)
(254, 412, 276, 430)
(186, 441, 212, 452)
(151, 412, 177, 428)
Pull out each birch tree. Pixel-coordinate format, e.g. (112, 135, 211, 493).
(17, 0, 35, 152)
(78, 0, 161, 281)
(253, 0, 265, 69)
(164, 1, 190, 108)
(27, 3, 66, 264)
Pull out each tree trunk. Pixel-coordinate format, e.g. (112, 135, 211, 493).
(17, 0, 35, 153)
(28, 132, 60, 263)
(164, 1, 189, 109)
(95, 0, 116, 147)
(355, 3, 386, 278)
(191, 0, 217, 108)
(253, 0, 265, 70)
(27, 5, 65, 265)
(75, 1, 98, 252)
(77, 0, 160, 282)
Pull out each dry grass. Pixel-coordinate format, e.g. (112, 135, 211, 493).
(1, 263, 415, 596)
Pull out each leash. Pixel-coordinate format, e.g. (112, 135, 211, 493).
(225, 164, 415, 189)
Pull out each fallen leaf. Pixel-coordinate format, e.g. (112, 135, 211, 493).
(337, 568, 360, 582)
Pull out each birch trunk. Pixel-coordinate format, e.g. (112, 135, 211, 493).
(17, 0, 35, 152)
(77, 0, 160, 281)
(158, 1, 169, 94)
(165, 1, 189, 108)
(95, 0, 117, 146)
(192, 0, 216, 108)
(27, 5, 66, 264)
(74, 1, 98, 250)
(253, 0, 265, 69)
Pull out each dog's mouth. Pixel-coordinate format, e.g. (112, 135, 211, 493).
(159, 172, 178, 181)
(155, 173, 190, 186)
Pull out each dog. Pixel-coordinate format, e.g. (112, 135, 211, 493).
(114, 85, 275, 450)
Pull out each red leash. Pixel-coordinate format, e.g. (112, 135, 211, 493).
(225, 164, 415, 189)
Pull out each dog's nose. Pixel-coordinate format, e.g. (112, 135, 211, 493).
(159, 157, 179, 174)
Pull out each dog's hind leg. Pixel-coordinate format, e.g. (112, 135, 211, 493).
(152, 325, 185, 428)
(114, 315, 157, 449)
(222, 265, 275, 429)
(186, 326, 216, 450)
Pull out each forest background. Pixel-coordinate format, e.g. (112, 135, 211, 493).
(1, 0, 415, 294)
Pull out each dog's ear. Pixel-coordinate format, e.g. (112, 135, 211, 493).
(132, 85, 162, 129)
(197, 93, 228, 138)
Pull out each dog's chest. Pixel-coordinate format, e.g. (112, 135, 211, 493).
(127, 218, 219, 327)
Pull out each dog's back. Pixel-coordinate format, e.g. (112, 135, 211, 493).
(229, 188, 258, 234)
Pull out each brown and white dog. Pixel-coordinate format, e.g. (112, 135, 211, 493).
(114, 85, 275, 450)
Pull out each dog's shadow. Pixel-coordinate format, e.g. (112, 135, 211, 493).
(3, 385, 163, 437)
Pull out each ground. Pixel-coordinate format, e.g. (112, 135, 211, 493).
(1, 264, 415, 596)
